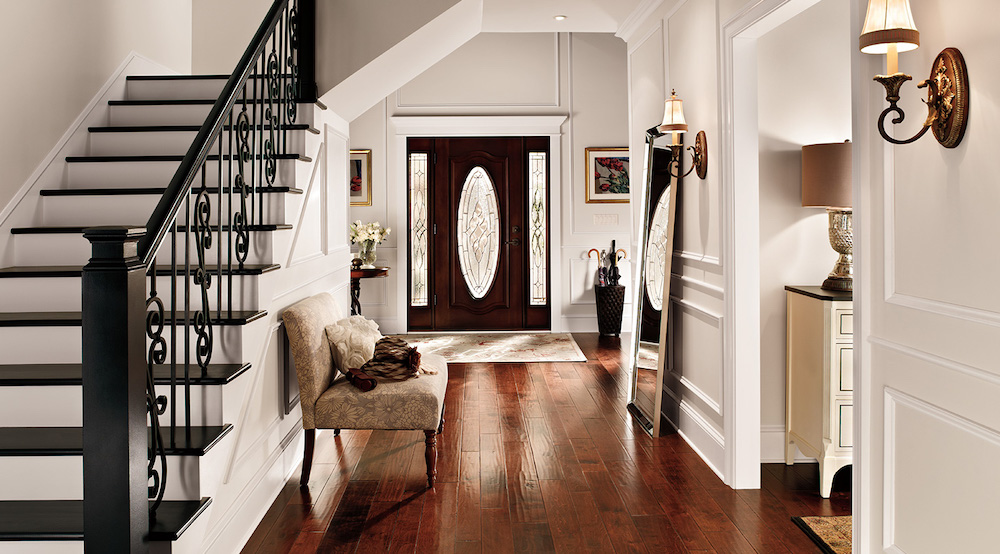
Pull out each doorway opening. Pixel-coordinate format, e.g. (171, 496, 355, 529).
(406, 136, 550, 331)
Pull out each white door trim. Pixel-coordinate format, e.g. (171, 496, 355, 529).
(388, 115, 568, 332)
(718, 0, 825, 490)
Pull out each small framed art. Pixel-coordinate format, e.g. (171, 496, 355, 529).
(350, 149, 372, 206)
(585, 147, 630, 203)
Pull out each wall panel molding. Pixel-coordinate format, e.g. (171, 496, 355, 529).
(674, 249, 722, 269)
(870, 337, 1000, 388)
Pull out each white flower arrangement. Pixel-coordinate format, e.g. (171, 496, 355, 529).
(349, 220, 391, 244)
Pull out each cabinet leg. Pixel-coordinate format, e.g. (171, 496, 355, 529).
(785, 437, 797, 466)
(819, 459, 836, 498)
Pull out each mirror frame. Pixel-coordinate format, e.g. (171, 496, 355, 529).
(627, 127, 681, 436)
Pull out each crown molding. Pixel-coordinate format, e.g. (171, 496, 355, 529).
(616, 0, 666, 42)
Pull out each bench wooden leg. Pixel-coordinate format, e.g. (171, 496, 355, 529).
(301, 428, 316, 486)
(424, 430, 437, 488)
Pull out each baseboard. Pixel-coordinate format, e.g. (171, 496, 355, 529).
(661, 389, 726, 479)
(760, 424, 816, 463)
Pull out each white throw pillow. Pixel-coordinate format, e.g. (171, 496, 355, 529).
(324, 316, 382, 376)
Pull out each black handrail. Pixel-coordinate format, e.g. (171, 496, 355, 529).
(138, 0, 310, 263)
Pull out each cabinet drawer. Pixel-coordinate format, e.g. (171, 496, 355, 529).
(835, 309, 853, 339)
(837, 344, 853, 392)
(838, 403, 853, 448)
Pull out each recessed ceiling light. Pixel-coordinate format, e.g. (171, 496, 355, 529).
(554, 15, 567, 21)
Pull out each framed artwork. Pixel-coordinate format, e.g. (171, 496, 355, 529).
(350, 149, 372, 206)
(585, 147, 630, 203)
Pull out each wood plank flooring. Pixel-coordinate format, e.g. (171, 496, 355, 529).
(243, 334, 850, 553)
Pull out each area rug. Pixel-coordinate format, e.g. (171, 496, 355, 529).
(792, 515, 852, 554)
(637, 341, 659, 370)
(398, 333, 587, 363)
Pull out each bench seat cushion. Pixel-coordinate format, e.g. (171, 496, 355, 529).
(313, 352, 447, 430)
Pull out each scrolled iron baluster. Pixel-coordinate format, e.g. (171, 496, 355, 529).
(234, 106, 251, 269)
(192, 175, 214, 371)
(265, 46, 280, 187)
(145, 282, 168, 518)
(286, 0, 299, 122)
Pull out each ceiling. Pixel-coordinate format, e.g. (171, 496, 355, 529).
(481, 0, 646, 33)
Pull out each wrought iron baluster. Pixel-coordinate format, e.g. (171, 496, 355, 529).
(235, 93, 251, 271)
(287, 0, 299, 122)
(193, 167, 214, 376)
(145, 267, 168, 519)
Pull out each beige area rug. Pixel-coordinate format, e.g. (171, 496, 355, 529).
(398, 333, 587, 363)
(792, 516, 852, 554)
(637, 341, 660, 370)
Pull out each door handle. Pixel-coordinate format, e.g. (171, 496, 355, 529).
(506, 238, 521, 246)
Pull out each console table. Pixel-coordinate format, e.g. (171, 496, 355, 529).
(350, 267, 388, 316)
(784, 285, 853, 498)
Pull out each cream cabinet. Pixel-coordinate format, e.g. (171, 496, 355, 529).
(784, 285, 853, 498)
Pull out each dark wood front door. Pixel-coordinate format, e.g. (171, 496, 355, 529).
(407, 137, 549, 331)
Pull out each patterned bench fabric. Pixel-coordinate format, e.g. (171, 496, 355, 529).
(313, 353, 447, 430)
(282, 293, 343, 429)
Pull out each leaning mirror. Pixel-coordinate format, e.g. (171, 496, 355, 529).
(627, 128, 678, 436)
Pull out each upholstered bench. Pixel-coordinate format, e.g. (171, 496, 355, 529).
(282, 292, 448, 487)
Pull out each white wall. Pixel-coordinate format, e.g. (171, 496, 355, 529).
(756, 0, 851, 459)
(855, 0, 1000, 549)
(626, 0, 728, 475)
(192, 0, 271, 74)
(348, 32, 631, 333)
(0, 0, 192, 213)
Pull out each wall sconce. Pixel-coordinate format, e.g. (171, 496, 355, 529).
(656, 90, 708, 179)
(802, 142, 853, 291)
(860, 0, 969, 148)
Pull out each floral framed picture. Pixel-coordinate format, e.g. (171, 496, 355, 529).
(350, 149, 372, 206)
(585, 147, 629, 203)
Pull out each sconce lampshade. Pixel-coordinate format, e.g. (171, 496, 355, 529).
(657, 90, 688, 134)
(802, 142, 852, 208)
(859, 0, 920, 54)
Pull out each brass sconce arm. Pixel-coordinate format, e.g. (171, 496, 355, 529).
(873, 48, 969, 148)
(668, 131, 708, 180)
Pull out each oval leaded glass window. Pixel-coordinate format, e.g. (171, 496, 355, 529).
(457, 166, 501, 299)
(644, 188, 672, 311)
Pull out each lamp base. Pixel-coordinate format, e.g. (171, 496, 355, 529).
(820, 208, 853, 292)
(822, 276, 853, 292)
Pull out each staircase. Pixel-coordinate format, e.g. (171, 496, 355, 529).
(0, 1, 324, 551)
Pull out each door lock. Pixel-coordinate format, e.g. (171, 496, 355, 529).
(506, 238, 521, 246)
(512, 226, 521, 233)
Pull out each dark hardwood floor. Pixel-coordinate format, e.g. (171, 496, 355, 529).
(243, 333, 850, 553)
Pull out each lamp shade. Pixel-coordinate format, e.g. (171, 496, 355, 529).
(859, 0, 919, 54)
(657, 90, 688, 133)
(802, 142, 852, 208)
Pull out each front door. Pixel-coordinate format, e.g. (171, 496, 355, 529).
(407, 137, 550, 331)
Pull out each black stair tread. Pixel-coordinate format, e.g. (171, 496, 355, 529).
(127, 73, 291, 80)
(0, 362, 251, 386)
(0, 425, 233, 457)
(0, 310, 267, 326)
(0, 498, 211, 541)
(0, 264, 280, 278)
(110, 98, 310, 106)
(65, 153, 311, 163)
(40, 185, 303, 196)
(88, 123, 318, 133)
(12, 224, 291, 234)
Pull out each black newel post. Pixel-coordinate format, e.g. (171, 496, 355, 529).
(82, 227, 150, 553)
(297, 0, 317, 102)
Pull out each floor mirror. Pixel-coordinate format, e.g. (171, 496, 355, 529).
(627, 128, 679, 436)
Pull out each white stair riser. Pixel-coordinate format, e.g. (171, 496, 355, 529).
(0, 327, 80, 364)
(65, 159, 300, 189)
(88, 129, 307, 157)
(0, 541, 81, 553)
(13, 232, 277, 267)
(0, 444, 227, 501)
(0, 385, 222, 428)
(109, 103, 315, 127)
(41, 192, 291, 227)
(0, 325, 246, 365)
(126, 78, 287, 101)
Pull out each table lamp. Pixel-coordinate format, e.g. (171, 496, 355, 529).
(802, 141, 853, 291)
